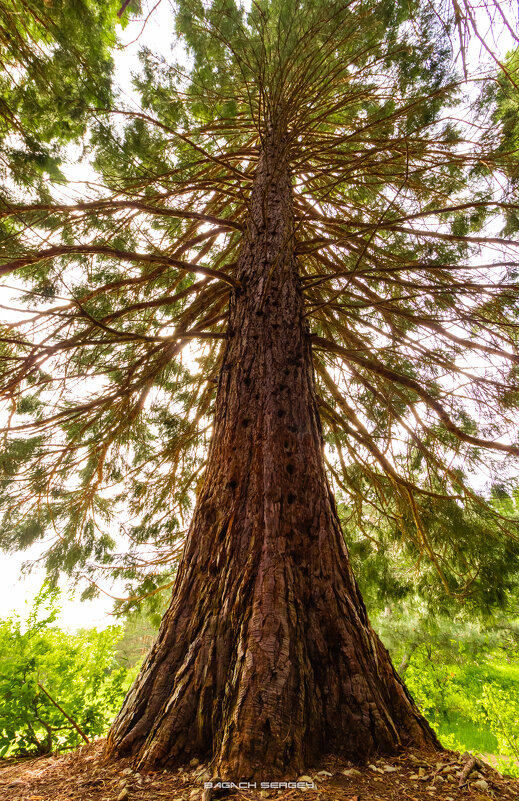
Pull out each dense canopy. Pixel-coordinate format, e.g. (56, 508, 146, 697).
(0, 0, 519, 612)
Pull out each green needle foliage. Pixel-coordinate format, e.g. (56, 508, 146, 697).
(493, 48, 519, 228)
(0, 0, 124, 197)
(0, 0, 518, 611)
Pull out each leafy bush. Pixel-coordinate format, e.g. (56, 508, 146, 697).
(384, 614, 519, 777)
(475, 682, 519, 775)
(0, 584, 133, 757)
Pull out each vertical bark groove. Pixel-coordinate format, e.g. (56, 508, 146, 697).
(105, 124, 440, 779)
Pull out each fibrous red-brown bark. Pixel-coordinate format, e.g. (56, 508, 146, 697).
(105, 125, 439, 779)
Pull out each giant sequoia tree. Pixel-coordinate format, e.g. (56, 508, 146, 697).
(1, 0, 519, 780)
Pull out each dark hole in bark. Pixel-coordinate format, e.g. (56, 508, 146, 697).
(217, 519, 229, 543)
(277, 409, 285, 418)
(286, 464, 295, 474)
(278, 384, 287, 391)
(241, 419, 250, 427)
(243, 376, 251, 386)
(288, 425, 297, 432)
(287, 493, 296, 504)
(227, 479, 238, 491)
(327, 622, 343, 658)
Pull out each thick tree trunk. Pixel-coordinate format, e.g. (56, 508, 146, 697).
(105, 125, 439, 779)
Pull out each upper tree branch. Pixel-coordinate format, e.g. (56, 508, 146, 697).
(0, 246, 242, 290)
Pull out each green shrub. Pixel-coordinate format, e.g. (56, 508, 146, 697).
(0, 584, 133, 757)
(401, 637, 519, 776)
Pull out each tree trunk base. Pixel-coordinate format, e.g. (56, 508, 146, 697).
(105, 503, 440, 779)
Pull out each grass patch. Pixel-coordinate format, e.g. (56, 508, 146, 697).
(436, 713, 499, 753)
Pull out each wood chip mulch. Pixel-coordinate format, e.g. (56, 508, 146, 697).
(1, 738, 518, 801)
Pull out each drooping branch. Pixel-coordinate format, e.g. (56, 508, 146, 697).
(312, 334, 519, 456)
(0, 245, 242, 289)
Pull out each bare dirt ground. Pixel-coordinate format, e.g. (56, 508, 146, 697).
(0, 739, 518, 801)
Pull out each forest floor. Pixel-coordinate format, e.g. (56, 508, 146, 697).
(0, 739, 518, 801)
